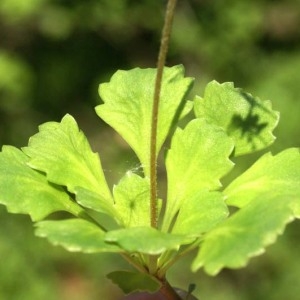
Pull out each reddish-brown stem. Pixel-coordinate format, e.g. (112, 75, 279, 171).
(159, 278, 182, 300)
(150, 0, 177, 229)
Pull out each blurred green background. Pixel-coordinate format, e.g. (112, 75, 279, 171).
(0, 0, 300, 299)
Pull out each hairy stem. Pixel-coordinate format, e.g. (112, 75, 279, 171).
(150, 0, 177, 228)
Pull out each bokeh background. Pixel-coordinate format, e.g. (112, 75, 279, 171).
(1, 0, 300, 299)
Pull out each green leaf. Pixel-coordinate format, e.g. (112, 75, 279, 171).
(113, 172, 150, 227)
(194, 81, 279, 156)
(75, 187, 117, 219)
(0, 146, 84, 221)
(35, 219, 122, 253)
(105, 227, 195, 255)
(23, 114, 113, 203)
(96, 65, 194, 176)
(171, 191, 228, 237)
(163, 118, 234, 231)
(192, 196, 295, 275)
(224, 148, 300, 217)
(107, 271, 161, 294)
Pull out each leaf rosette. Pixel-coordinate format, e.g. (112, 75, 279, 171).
(0, 66, 299, 295)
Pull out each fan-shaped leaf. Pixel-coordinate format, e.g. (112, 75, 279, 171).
(163, 118, 234, 231)
(171, 191, 228, 237)
(194, 81, 279, 156)
(105, 227, 194, 255)
(96, 65, 194, 176)
(35, 219, 122, 253)
(225, 148, 300, 217)
(113, 172, 150, 227)
(0, 146, 84, 221)
(75, 187, 117, 219)
(192, 196, 294, 275)
(23, 114, 113, 204)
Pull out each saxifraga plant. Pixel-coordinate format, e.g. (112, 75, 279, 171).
(1, 1, 300, 299)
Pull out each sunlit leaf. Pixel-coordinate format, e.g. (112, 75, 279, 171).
(75, 187, 117, 219)
(113, 172, 150, 227)
(107, 271, 161, 294)
(23, 114, 113, 203)
(171, 191, 228, 237)
(192, 196, 294, 275)
(163, 118, 234, 231)
(224, 148, 300, 217)
(105, 227, 195, 255)
(96, 65, 194, 176)
(35, 219, 122, 253)
(194, 81, 279, 156)
(0, 146, 84, 221)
